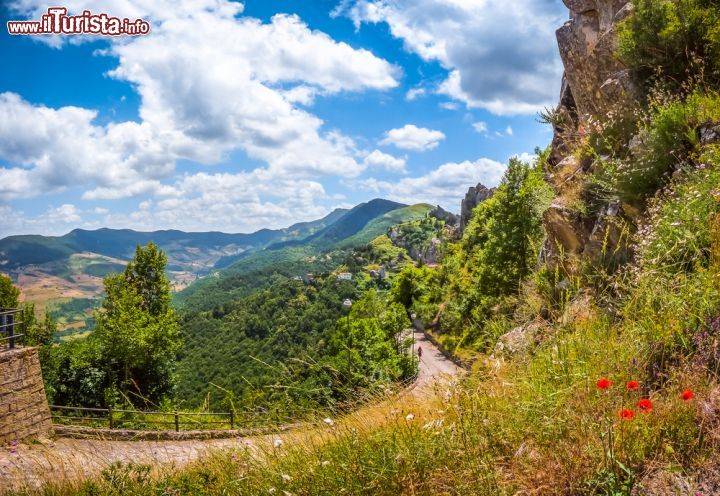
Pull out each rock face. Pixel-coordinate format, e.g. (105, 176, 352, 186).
(388, 227, 443, 265)
(543, 0, 638, 268)
(460, 184, 495, 233)
(556, 0, 637, 123)
(429, 205, 458, 226)
(492, 321, 550, 358)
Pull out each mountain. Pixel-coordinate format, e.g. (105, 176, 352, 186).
(0, 199, 432, 332)
(0, 208, 348, 332)
(0, 208, 349, 271)
(175, 200, 434, 312)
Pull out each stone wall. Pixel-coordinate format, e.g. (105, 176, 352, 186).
(0, 347, 53, 444)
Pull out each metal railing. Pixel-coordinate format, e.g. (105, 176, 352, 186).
(49, 372, 420, 433)
(0, 308, 25, 351)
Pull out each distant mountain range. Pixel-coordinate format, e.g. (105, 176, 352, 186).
(0, 207, 349, 272)
(0, 199, 433, 332)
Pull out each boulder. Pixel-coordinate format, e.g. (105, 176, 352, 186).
(700, 122, 720, 145)
(543, 199, 588, 256)
(492, 321, 550, 358)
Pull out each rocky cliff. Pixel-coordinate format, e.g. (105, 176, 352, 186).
(460, 184, 495, 233)
(543, 0, 637, 269)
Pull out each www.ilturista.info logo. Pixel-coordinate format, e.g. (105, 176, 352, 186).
(7, 7, 150, 36)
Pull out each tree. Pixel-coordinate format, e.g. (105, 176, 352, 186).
(94, 242, 181, 405)
(464, 158, 551, 297)
(0, 274, 19, 308)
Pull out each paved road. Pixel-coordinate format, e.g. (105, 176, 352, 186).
(1, 330, 463, 492)
(412, 330, 463, 388)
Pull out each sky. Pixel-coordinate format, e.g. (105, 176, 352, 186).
(0, 0, 568, 237)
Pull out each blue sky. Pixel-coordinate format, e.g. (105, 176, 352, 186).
(0, 0, 567, 236)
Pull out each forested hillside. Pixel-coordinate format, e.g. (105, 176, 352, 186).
(22, 198, 441, 414)
(175, 200, 432, 312)
(0, 209, 349, 331)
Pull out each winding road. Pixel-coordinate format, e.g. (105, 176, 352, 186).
(1, 330, 462, 492)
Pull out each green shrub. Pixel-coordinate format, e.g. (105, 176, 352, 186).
(618, 0, 720, 94)
(637, 146, 720, 273)
(592, 92, 720, 202)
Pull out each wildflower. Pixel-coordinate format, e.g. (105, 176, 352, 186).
(638, 399, 653, 413)
(273, 439, 283, 448)
(681, 389, 694, 401)
(596, 378, 612, 390)
(323, 417, 334, 426)
(281, 474, 292, 482)
(626, 381, 639, 390)
(620, 409, 635, 420)
(405, 413, 415, 421)
(320, 460, 331, 467)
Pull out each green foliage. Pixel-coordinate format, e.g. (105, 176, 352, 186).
(0, 273, 19, 307)
(594, 92, 720, 201)
(177, 274, 414, 412)
(43, 243, 181, 408)
(618, 0, 720, 94)
(463, 159, 552, 296)
(637, 148, 720, 273)
(436, 159, 553, 351)
(389, 265, 441, 323)
(94, 242, 181, 404)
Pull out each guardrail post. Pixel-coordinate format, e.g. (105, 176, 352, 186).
(174, 411, 179, 432)
(229, 411, 234, 429)
(7, 312, 14, 349)
(108, 407, 114, 429)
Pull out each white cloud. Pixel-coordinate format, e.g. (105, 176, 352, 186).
(337, 0, 566, 115)
(472, 121, 489, 135)
(512, 152, 538, 165)
(0, 204, 89, 236)
(379, 124, 445, 151)
(0, 3, 401, 205)
(506, 125, 514, 136)
(357, 157, 506, 209)
(439, 101, 459, 111)
(101, 170, 333, 233)
(42, 204, 82, 224)
(405, 87, 426, 101)
(362, 150, 407, 172)
(0, 92, 175, 200)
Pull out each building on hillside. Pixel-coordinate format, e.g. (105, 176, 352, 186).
(337, 272, 353, 281)
(302, 273, 314, 284)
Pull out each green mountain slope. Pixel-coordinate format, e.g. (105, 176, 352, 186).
(175, 200, 433, 312)
(0, 208, 349, 271)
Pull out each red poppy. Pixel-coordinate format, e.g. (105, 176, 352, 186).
(596, 378, 612, 390)
(681, 389, 694, 401)
(620, 409, 635, 420)
(638, 399, 653, 413)
(626, 381, 639, 390)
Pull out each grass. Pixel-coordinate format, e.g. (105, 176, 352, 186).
(13, 244, 719, 494)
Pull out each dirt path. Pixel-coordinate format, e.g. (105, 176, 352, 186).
(1, 330, 463, 492)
